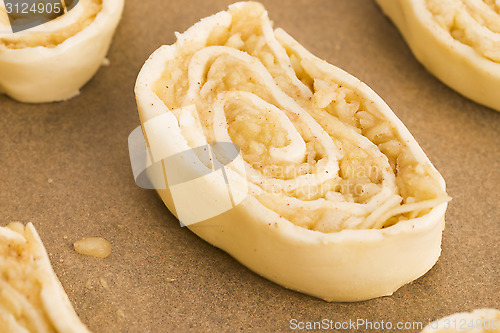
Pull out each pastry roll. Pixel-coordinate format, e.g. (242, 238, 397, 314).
(376, 0, 500, 112)
(134, 1, 449, 301)
(422, 309, 500, 332)
(0, 0, 124, 103)
(0, 222, 90, 332)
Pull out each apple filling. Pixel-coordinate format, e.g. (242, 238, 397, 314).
(426, 0, 500, 62)
(0, 0, 102, 50)
(152, 2, 449, 232)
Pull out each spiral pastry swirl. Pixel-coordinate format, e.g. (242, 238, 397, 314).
(148, 2, 448, 233)
(377, 0, 500, 111)
(0, 0, 123, 103)
(136, 1, 449, 301)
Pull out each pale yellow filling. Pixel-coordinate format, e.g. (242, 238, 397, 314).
(426, 0, 500, 62)
(0, 0, 102, 49)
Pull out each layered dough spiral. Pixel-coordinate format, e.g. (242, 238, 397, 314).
(376, 0, 500, 112)
(0, 222, 90, 333)
(135, 1, 449, 301)
(0, 0, 123, 103)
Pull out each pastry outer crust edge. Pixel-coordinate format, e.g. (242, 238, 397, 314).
(376, 0, 500, 112)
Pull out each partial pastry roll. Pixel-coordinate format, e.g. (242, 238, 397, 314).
(0, 0, 124, 103)
(422, 309, 500, 332)
(0, 222, 90, 332)
(376, 0, 500, 112)
(135, 1, 450, 301)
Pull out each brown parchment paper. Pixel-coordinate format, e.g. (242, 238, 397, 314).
(0, 1, 498, 332)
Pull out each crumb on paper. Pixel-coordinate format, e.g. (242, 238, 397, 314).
(74, 237, 112, 258)
(99, 277, 111, 291)
(85, 279, 93, 290)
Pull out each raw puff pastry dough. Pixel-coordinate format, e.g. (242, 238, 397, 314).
(0, 222, 90, 333)
(135, 1, 449, 301)
(376, 0, 500, 112)
(0, 0, 124, 103)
